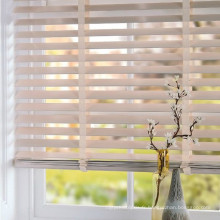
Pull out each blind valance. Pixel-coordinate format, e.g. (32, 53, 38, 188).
(14, 0, 220, 174)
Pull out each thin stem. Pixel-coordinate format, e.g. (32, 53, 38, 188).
(154, 178, 161, 207)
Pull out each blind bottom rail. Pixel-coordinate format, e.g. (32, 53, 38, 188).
(14, 159, 220, 174)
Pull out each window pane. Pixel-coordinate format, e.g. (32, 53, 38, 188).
(134, 172, 220, 210)
(46, 170, 127, 206)
(181, 174, 220, 210)
(134, 172, 153, 207)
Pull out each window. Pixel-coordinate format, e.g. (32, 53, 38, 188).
(0, 0, 219, 220)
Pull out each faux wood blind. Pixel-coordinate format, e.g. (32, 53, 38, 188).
(14, 0, 220, 174)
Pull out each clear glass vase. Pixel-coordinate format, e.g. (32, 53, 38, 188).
(151, 172, 171, 220)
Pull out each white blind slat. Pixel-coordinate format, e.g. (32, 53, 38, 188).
(14, 6, 78, 13)
(15, 67, 78, 74)
(86, 3, 182, 11)
(16, 115, 79, 123)
(191, 40, 220, 47)
(16, 127, 79, 136)
(191, 14, 220, 22)
(16, 91, 78, 99)
(15, 30, 78, 38)
(86, 66, 182, 74)
(15, 139, 220, 152)
(192, 1, 220, 9)
(15, 40, 220, 51)
(15, 43, 78, 50)
(86, 53, 182, 61)
(15, 18, 78, 26)
(15, 55, 78, 62)
(16, 103, 79, 111)
(16, 139, 79, 148)
(191, 27, 220, 35)
(15, 28, 182, 38)
(15, 114, 220, 125)
(85, 15, 182, 24)
(15, 79, 78, 87)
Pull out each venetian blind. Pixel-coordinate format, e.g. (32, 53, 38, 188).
(14, 0, 220, 174)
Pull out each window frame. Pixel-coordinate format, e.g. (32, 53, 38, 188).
(1, 0, 17, 219)
(15, 169, 220, 220)
(1, 0, 219, 219)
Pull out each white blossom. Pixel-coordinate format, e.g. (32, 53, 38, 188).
(168, 91, 179, 99)
(165, 132, 173, 145)
(186, 136, 192, 142)
(195, 116, 203, 124)
(170, 103, 182, 119)
(164, 79, 170, 87)
(146, 143, 154, 150)
(171, 103, 182, 111)
(152, 130, 157, 136)
(165, 132, 172, 138)
(173, 93, 179, 99)
(165, 133, 177, 147)
(182, 88, 191, 97)
(169, 138, 177, 147)
(174, 75, 179, 81)
(192, 138, 200, 146)
(186, 89, 191, 96)
(177, 104, 182, 110)
(170, 103, 176, 109)
(147, 119, 156, 126)
(172, 139, 178, 148)
(171, 115, 175, 120)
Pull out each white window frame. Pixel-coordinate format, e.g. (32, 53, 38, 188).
(0, 0, 219, 219)
(1, 0, 17, 219)
(15, 169, 220, 220)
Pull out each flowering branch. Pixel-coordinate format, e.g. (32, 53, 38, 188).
(147, 119, 159, 151)
(147, 75, 203, 207)
(147, 75, 202, 151)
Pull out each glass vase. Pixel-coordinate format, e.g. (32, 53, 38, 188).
(151, 172, 171, 220)
(151, 149, 171, 220)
